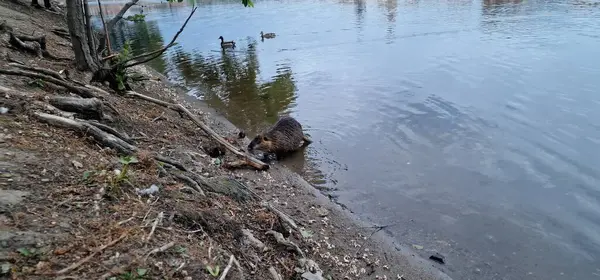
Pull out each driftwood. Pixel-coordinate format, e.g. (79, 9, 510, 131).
(125, 91, 269, 170)
(0, 69, 99, 98)
(49, 96, 103, 119)
(34, 112, 137, 154)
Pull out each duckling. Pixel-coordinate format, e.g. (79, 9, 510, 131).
(218, 36, 236, 48)
(260, 31, 276, 39)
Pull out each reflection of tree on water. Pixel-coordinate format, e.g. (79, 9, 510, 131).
(109, 20, 168, 73)
(482, 0, 524, 16)
(377, 0, 397, 42)
(170, 39, 298, 135)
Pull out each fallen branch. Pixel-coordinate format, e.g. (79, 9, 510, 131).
(106, 0, 140, 31)
(54, 232, 127, 275)
(115, 7, 197, 69)
(49, 96, 103, 119)
(125, 91, 268, 170)
(266, 230, 304, 257)
(0, 69, 99, 98)
(218, 255, 235, 280)
(144, 241, 175, 261)
(145, 211, 164, 242)
(34, 112, 137, 154)
(269, 267, 283, 280)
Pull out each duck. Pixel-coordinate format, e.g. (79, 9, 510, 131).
(260, 31, 276, 39)
(218, 36, 236, 48)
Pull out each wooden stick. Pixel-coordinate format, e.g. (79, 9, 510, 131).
(218, 255, 235, 280)
(145, 211, 163, 242)
(125, 91, 269, 170)
(55, 232, 127, 275)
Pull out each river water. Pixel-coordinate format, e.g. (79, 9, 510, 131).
(92, 0, 600, 279)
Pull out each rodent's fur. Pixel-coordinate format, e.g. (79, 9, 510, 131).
(248, 116, 311, 155)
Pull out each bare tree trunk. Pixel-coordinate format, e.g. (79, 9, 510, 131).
(66, 0, 101, 72)
(83, 0, 97, 55)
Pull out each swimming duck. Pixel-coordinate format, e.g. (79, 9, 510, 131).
(218, 36, 236, 48)
(260, 31, 276, 39)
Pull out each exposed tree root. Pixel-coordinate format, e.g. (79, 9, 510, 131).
(33, 112, 137, 154)
(169, 171, 206, 196)
(8, 62, 65, 81)
(266, 230, 304, 257)
(125, 91, 269, 170)
(0, 69, 99, 98)
(48, 96, 103, 119)
(9, 33, 42, 57)
(262, 201, 299, 231)
(84, 120, 134, 144)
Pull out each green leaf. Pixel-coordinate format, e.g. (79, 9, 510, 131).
(206, 265, 220, 276)
(175, 246, 187, 253)
(136, 268, 148, 276)
(119, 156, 138, 165)
(82, 170, 93, 180)
(242, 0, 254, 7)
(17, 248, 31, 257)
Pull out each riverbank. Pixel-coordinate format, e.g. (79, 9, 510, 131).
(0, 1, 450, 279)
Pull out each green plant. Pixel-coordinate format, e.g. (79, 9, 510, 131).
(17, 248, 40, 258)
(109, 155, 138, 192)
(206, 265, 220, 277)
(115, 41, 133, 91)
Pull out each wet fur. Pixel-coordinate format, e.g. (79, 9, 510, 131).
(248, 116, 311, 156)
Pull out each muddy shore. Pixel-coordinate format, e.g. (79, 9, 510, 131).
(0, 1, 451, 279)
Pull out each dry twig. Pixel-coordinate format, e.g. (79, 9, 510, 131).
(145, 211, 164, 242)
(218, 255, 236, 280)
(55, 232, 127, 275)
(144, 241, 175, 261)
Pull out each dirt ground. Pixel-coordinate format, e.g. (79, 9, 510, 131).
(0, 1, 452, 279)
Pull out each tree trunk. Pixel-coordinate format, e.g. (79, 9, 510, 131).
(66, 0, 101, 72)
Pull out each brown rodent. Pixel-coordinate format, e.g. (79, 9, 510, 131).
(248, 116, 312, 156)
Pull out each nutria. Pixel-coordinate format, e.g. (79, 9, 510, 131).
(248, 116, 312, 156)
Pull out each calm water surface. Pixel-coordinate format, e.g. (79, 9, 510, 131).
(93, 0, 600, 279)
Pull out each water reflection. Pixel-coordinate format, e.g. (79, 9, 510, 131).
(169, 41, 298, 135)
(110, 20, 168, 73)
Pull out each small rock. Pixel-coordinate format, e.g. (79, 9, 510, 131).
(238, 130, 246, 139)
(0, 107, 8, 114)
(71, 160, 83, 169)
(429, 253, 445, 264)
(412, 244, 423, 250)
(41, 178, 50, 182)
(315, 207, 329, 217)
(136, 184, 159, 196)
(1, 263, 10, 274)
